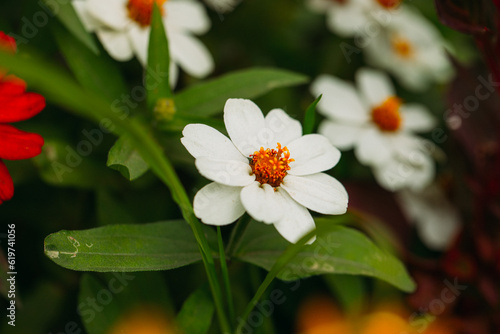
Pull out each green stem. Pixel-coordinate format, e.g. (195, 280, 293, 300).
(0, 52, 231, 334)
(217, 227, 236, 326)
(225, 214, 252, 258)
(235, 229, 316, 334)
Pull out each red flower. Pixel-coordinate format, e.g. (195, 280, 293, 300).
(0, 32, 45, 204)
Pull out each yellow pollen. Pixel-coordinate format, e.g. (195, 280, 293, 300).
(376, 0, 402, 9)
(391, 35, 414, 59)
(249, 143, 294, 188)
(371, 96, 402, 132)
(127, 0, 167, 27)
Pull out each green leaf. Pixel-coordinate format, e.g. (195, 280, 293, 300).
(147, 2, 173, 117)
(303, 94, 321, 135)
(51, 21, 127, 102)
(324, 274, 366, 314)
(177, 286, 214, 334)
(175, 68, 309, 116)
(233, 219, 416, 292)
(107, 136, 150, 181)
(44, 221, 214, 272)
(42, 0, 99, 55)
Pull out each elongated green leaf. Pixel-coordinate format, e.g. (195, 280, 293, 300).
(175, 68, 309, 116)
(52, 22, 127, 102)
(177, 286, 214, 334)
(44, 221, 214, 272)
(233, 220, 415, 292)
(303, 94, 321, 135)
(107, 136, 150, 181)
(42, 0, 99, 54)
(147, 3, 173, 115)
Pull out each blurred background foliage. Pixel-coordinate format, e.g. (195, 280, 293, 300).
(1, 0, 499, 333)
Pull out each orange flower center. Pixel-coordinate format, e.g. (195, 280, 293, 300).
(127, 0, 167, 27)
(376, 0, 402, 9)
(371, 96, 402, 132)
(391, 36, 414, 59)
(249, 143, 294, 188)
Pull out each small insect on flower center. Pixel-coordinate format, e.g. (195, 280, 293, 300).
(391, 35, 414, 59)
(249, 143, 294, 188)
(371, 96, 402, 132)
(376, 0, 402, 9)
(127, 0, 167, 27)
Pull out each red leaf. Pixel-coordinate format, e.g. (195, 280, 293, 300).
(0, 160, 14, 204)
(0, 92, 45, 123)
(0, 124, 44, 160)
(434, 0, 497, 34)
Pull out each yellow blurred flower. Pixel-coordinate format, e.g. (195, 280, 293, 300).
(296, 296, 457, 334)
(106, 306, 179, 334)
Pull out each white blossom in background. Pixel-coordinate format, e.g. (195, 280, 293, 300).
(307, 0, 401, 37)
(311, 68, 436, 191)
(363, 5, 453, 91)
(181, 98, 348, 243)
(203, 0, 240, 13)
(73, 0, 214, 87)
(396, 184, 461, 250)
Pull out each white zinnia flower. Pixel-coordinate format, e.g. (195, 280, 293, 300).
(311, 68, 436, 191)
(363, 5, 453, 91)
(396, 184, 461, 250)
(181, 98, 348, 243)
(307, 0, 401, 37)
(73, 0, 214, 87)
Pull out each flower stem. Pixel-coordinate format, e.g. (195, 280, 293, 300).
(217, 227, 236, 326)
(235, 228, 316, 334)
(226, 213, 252, 257)
(0, 52, 232, 334)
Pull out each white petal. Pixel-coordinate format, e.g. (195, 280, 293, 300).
(326, 2, 367, 37)
(73, 1, 99, 31)
(181, 124, 246, 162)
(195, 157, 255, 186)
(240, 182, 285, 224)
(273, 190, 316, 244)
(224, 99, 266, 156)
(264, 108, 302, 147)
(318, 120, 362, 150)
(193, 182, 245, 225)
(400, 104, 436, 132)
(287, 134, 341, 175)
(169, 60, 179, 88)
(168, 31, 214, 78)
(356, 68, 395, 107)
(127, 25, 150, 66)
(396, 187, 460, 250)
(165, 0, 211, 34)
(281, 173, 348, 215)
(86, 0, 130, 30)
(354, 128, 392, 166)
(96, 30, 134, 61)
(372, 151, 434, 192)
(311, 74, 369, 124)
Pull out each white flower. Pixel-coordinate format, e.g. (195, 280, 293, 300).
(363, 5, 453, 91)
(396, 184, 461, 250)
(311, 68, 436, 191)
(73, 0, 214, 87)
(203, 0, 240, 13)
(307, 0, 402, 37)
(181, 98, 348, 243)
